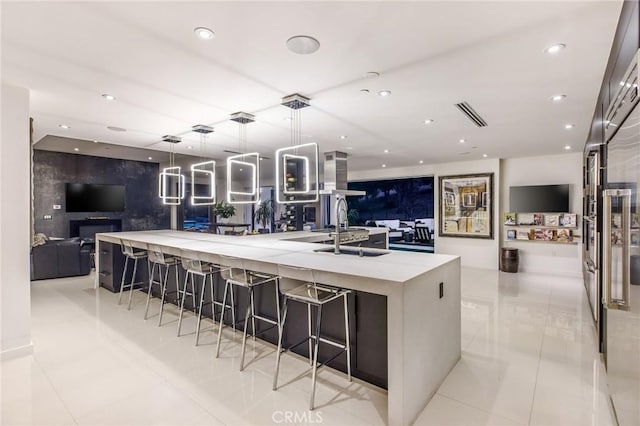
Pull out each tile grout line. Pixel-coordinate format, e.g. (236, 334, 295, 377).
(435, 392, 525, 425)
(32, 348, 81, 425)
(526, 285, 552, 425)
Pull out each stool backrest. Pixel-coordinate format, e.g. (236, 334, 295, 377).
(147, 243, 167, 265)
(415, 225, 431, 243)
(277, 264, 317, 294)
(218, 254, 247, 282)
(180, 250, 206, 273)
(121, 239, 145, 257)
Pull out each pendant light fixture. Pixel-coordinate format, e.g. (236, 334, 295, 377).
(190, 124, 216, 206)
(227, 112, 260, 204)
(158, 135, 185, 205)
(276, 93, 319, 204)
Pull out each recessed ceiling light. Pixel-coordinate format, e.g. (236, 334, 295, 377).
(419, 160, 424, 164)
(378, 90, 391, 97)
(58, 124, 70, 129)
(286, 35, 320, 54)
(383, 149, 389, 153)
(382, 164, 386, 168)
(459, 139, 466, 144)
(360, 89, 370, 94)
(564, 123, 575, 130)
(101, 93, 116, 101)
(194, 27, 215, 40)
(550, 94, 566, 102)
(544, 43, 566, 54)
(424, 119, 434, 124)
(106, 126, 126, 132)
(339, 135, 347, 140)
(187, 145, 193, 150)
(365, 72, 380, 78)
(148, 156, 153, 160)
(483, 154, 488, 158)
(74, 148, 79, 152)
(564, 145, 572, 150)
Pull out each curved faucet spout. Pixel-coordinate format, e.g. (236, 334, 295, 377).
(335, 196, 349, 254)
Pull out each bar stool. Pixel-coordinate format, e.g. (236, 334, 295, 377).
(178, 251, 234, 346)
(118, 239, 148, 310)
(215, 254, 281, 371)
(144, 243, 181, 326)
(273, 264, 351, 410)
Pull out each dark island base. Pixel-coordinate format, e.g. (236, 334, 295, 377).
(99, 242, 388, 389)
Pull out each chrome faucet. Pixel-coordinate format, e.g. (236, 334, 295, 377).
(335, 195, 349, 254)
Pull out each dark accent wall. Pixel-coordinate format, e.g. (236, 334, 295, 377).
(33, 150, 170, 237)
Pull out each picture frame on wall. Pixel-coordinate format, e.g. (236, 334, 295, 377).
(438, 172, 494, 239)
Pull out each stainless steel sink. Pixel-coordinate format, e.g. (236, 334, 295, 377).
(313, 247, 388, 257)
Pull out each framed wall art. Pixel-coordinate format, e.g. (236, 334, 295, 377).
(438, 172, 494, 239)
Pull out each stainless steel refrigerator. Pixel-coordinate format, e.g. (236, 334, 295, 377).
(602, 48, 640, 426)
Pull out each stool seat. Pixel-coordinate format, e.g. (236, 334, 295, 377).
(273, 264, 351, 411)
(216, 254, 281, 371)
(145, 244, 181, 326)
(282, 283, 345, 305)
(118, 239, 149, 310)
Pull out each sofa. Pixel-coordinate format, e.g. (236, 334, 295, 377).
(31, 238, 92, 280)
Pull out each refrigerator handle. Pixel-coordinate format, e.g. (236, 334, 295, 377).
(603, 189, 632, 311)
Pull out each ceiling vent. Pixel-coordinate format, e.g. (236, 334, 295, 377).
(455, 102, 488, 127)
(161, 135, 181, 144)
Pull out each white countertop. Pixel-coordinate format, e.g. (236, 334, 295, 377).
(96, 229, 457, 293)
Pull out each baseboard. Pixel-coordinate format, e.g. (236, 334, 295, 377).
(0, 342, 34, 361)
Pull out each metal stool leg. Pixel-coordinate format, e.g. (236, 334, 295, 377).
(216, 280, 231, 357)
(250, 288, 257, 341)
(195, 273, 208, 346)
(158, 264, 171, 327)
(307, 304, 313, 364)
(118, 256, 130, 305)
(310, 304, 322, 410)
(127, 257, 139, 310)
(144, 261, 157, 320)
(344, 293, 352, 382)
(240, 287, 253, 371)
(273, 296, 289, 390)
(209, 274, 216, 333)
(177, 271, 190, 337)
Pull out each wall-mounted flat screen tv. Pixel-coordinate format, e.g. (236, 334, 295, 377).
(65, 183, 125, 212)
(509, 184, 569, 213)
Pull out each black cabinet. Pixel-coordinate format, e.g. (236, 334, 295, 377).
(98, 241, 148, 292)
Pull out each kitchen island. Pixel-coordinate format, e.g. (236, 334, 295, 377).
(95, 230, 460, 426)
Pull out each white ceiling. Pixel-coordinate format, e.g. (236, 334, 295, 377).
(1, 1, 622, 171)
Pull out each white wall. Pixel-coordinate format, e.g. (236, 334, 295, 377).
(500, 153, 583, 277)
(350, 158, 501, 269)
(0, 84, 32, 358)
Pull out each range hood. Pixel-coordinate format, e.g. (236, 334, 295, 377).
(319, 151, 364, 196)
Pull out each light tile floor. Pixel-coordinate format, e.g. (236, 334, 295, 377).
(1, 268, 614, 425)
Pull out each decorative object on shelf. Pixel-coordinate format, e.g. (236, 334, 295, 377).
(533, 213, 543, 226)
(557, 228, 573, 243)
(544, 214, 559, 227)
(227, 112, 260, 204)
(517, 213, 535, 225)
(533, 228, 555, 241)
(631, 230, 639, 247)
(504, 212, 517, 225)
(213, 201, 236, 223)
(560, 213, 577, 227)
(275, 94, 319, 205)
(158, 135, 185, 205)
(506, 229, 516, 240)
(516, 230, 531, 240)
(439, 173, 494, 239)
(190, 124, 215, 206)
(255, 199, 273, 233)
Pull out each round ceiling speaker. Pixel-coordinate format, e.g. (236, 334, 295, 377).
(286, 35, 320, 54)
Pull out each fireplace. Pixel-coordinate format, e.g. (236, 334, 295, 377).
(69, 219, 122, 240)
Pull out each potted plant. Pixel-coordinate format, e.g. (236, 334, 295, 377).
(214, 201, 236, 223)
(255, 199, 273, 233)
